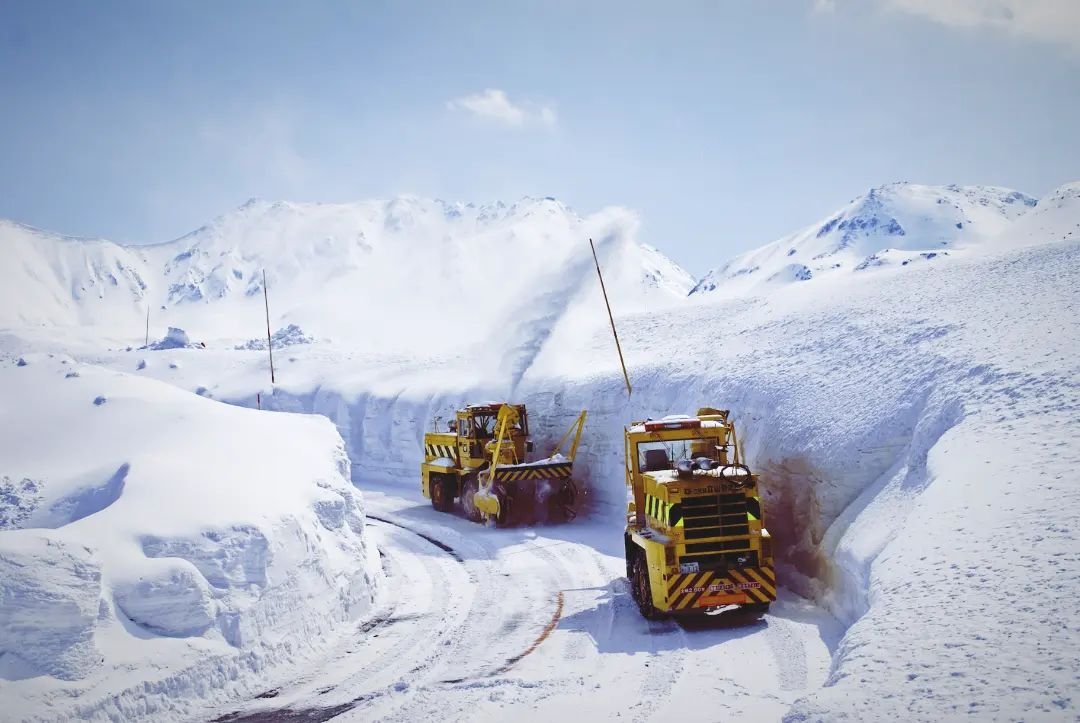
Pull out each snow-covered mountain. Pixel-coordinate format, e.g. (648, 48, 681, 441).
(690, 183, 1038, 297)
(0, 220, 151, 327)
(0, 197, 694, 348)
(1003, 180, 1080, 247)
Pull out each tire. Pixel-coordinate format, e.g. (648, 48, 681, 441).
(430, 475, 454, 513)
(630, 551, 664, 620)
(460, 477, 483, 522)
(743, 602, 770, 616)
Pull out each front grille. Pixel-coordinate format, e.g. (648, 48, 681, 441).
(676, 493, 750, 539)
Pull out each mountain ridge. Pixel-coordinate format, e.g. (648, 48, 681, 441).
(0, 196, 693, 347)
(690, 182, 1046, 297)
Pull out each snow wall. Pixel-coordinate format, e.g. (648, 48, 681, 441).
(0, 359, 383, 722)
(247, 237, 1079, 720)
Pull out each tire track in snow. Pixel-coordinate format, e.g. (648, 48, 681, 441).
(367, 514, 464, 563)
(486, 535, 590, 672)
(762, 612, 808, 692)
(541, 540, 614, 665)
(315, 520, 465, 696)
(630, 617, 688, 723)
(213, 520, 466, 722)
(350, 515, 561, 721)
(489, 591, 565, 676)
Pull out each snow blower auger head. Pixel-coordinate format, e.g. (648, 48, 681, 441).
(420, 403, 586, 526)
(622, 408, 776, 620)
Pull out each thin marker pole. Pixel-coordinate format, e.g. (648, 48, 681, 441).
(589, 238, 631, 397)
(263, 269, 275, 384)
(145, 307, 150, 347)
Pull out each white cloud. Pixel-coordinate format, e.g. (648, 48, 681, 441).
(813, 0, 837, 13)
(882, 0, 1080, 51)
(447, 89, 557, 129)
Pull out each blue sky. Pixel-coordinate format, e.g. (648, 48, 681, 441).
(1, 1, 1077, 273)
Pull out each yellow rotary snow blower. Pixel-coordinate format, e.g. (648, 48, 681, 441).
(420, 403, 587, 526)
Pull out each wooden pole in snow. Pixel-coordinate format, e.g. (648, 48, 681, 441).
(263, 269, 275, 384)
(589, 238, 631, 397)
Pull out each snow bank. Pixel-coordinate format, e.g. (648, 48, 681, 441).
(146, 326, 202, 350)
(0, 532, 103, 681)
(235, 323, 315, 351)
(0, 358, 380, 721)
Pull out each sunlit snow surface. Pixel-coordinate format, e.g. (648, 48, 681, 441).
(1, 184, 1078, 721)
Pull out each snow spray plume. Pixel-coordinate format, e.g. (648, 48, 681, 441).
(485, 230, 626, 395)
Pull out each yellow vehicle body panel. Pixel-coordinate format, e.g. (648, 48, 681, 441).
(624, 409, 777, 616)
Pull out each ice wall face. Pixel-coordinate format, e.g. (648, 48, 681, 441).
(0, 358, 381, 721)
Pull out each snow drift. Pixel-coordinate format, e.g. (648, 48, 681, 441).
(236, 323, 315, 351)
(145, 326, 203, 350)
(0, 357, 381, 721)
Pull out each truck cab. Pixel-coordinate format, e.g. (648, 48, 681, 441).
(421, 403, 531, 512)
(623, 408, 776, 618)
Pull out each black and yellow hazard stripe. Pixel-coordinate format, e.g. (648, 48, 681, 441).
(493, 463, 573, 482)
(424, 443, 458, 461)
(644, 494, 682, 527)
(663, 566, 777, 610)
(645, 494, 661, 521)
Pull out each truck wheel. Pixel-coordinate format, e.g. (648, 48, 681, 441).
(430, 476, 454, 513)
(630, 552, 664, 620)
(460, 477, 482, 522)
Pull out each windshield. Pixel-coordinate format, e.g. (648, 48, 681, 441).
(467, 411, 527, 439)
(636, 436, 722, 472)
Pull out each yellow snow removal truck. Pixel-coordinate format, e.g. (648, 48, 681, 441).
(623, 408, 776, 618)
(421, 403, 587, 526)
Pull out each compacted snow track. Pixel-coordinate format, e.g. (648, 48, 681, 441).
(212, 484, 842, 723)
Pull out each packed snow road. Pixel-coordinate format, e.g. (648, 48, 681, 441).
(212, 484, 843, 722)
